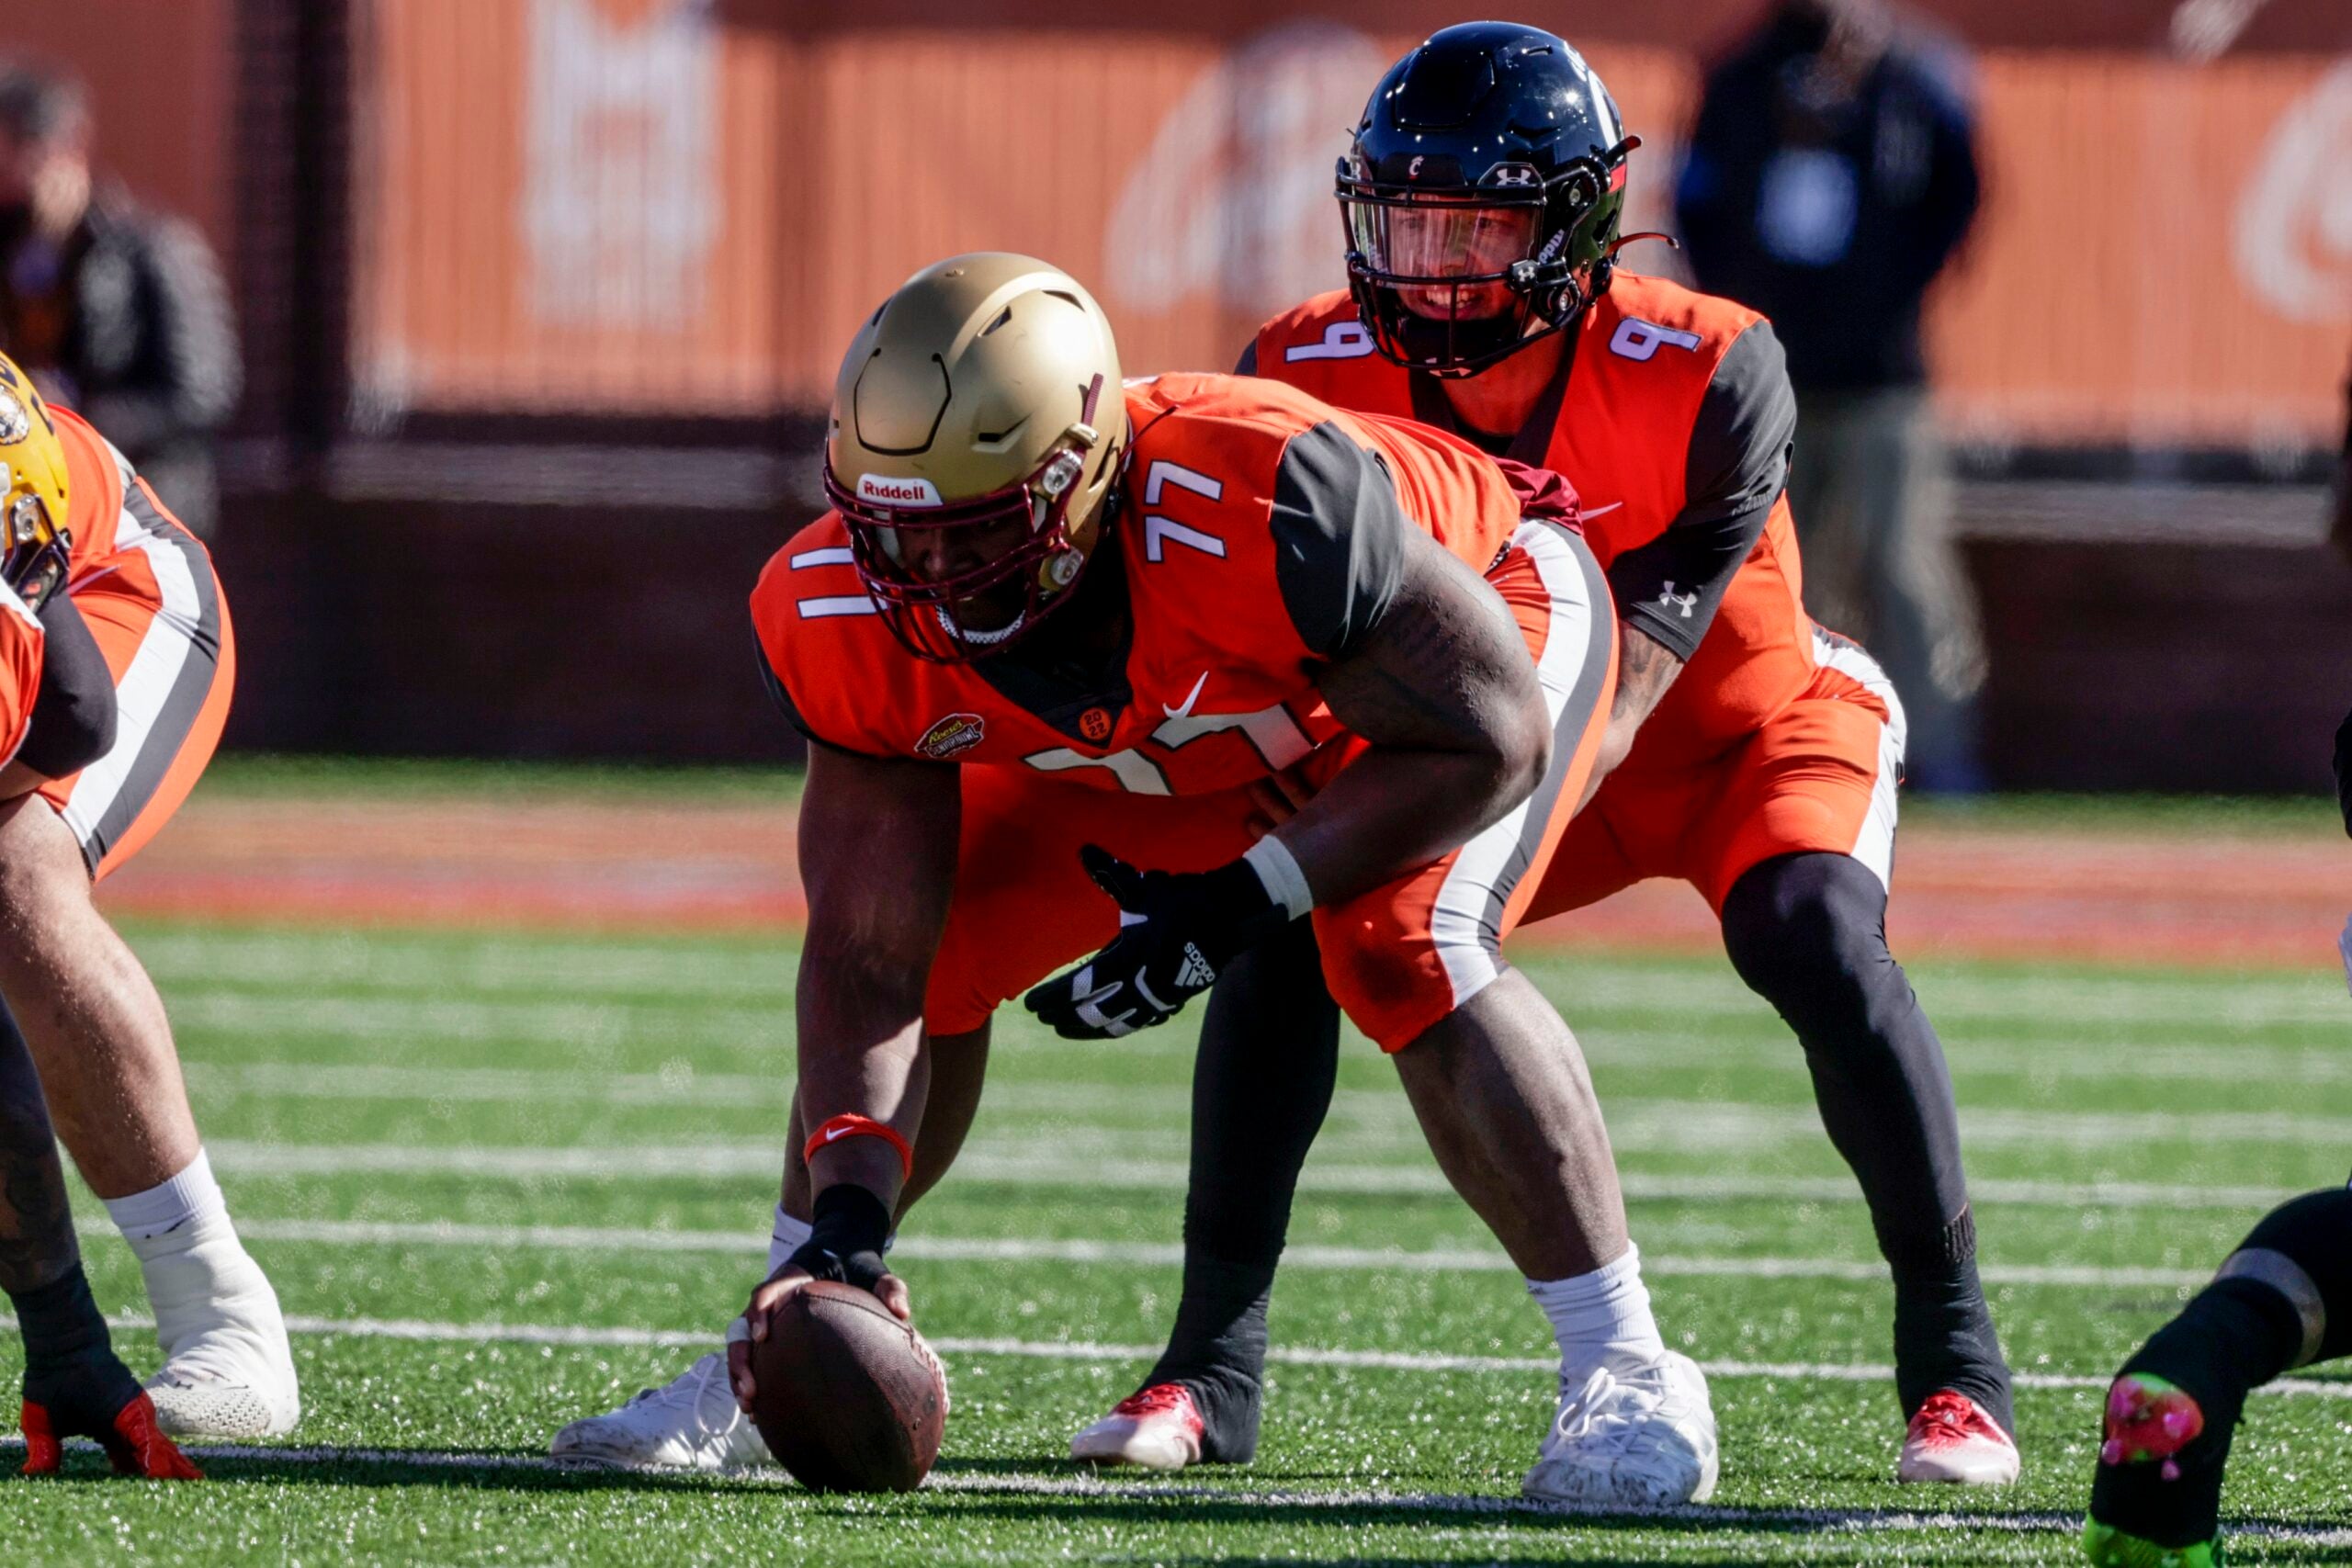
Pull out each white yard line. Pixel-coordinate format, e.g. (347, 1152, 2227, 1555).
(5, 1437, 2351, 1547)
(181, 1029, 2352, 1110)
(133, 933, 2347, 1027)
(209, 1215, 2222, 1291)
(198, 1137, 2313, 1210)
(4, 1310, 2346, 1404)
(199, 1083, 2352, 1164)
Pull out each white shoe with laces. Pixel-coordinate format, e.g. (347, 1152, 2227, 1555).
(139, 1212, 301, 1438)
(1069, 1382, 1205, 1471)
(1521, 1349, 1719, 1509)
(548, 1351, 775, 1472)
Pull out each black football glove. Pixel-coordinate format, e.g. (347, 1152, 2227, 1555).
(1023, 844, 1293, 1040)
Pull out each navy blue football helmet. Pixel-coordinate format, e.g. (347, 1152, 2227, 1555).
(1338, 22, 1638, 375)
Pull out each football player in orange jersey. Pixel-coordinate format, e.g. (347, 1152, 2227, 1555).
(1076, 24, 2018, 1488)
(554, 252, 1722, 1506)
(0, 352, 266, 1476)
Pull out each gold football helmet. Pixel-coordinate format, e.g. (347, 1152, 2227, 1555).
(0, 354, 72, 611)
(822, 253, 1126, 661)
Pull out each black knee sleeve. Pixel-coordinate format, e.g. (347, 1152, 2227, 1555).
(1144, 919, 1341, 1460)
(1180, 919, 1341, 1268)
(1720, 851, 1971, 1241)
(1723, 852, 2007, 1425)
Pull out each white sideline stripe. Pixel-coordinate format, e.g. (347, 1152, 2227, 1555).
(11, 1311, 2346, 1406)
(212, 1215, 2222, 1291)
(199, 1139, 2316, 1212)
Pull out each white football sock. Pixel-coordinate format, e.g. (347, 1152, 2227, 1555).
(767, 1204, 812, 1274)
(1528, 1242, 1668, 1380)
(103, 1146, 228, 1245)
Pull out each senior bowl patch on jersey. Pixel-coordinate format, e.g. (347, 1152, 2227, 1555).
(916, 713, 987, 761)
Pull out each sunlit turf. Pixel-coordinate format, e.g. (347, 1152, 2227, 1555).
(3, 917, 2346, 1563)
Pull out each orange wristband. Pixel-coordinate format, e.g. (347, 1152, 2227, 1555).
(803, 1113, 914, 1181)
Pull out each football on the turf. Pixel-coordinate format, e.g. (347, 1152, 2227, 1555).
(747, 1281, 947, 1492)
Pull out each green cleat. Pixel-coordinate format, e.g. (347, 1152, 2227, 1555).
(2084, 1374, 2224, 1567)
(2080, 1517, 2221, 1567)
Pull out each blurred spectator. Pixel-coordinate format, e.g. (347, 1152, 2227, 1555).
(0, 61, 237, 537)
(1676, 0, 1986, 791)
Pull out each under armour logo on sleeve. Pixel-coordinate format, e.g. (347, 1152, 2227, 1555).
(1659, 582, 1699, 618)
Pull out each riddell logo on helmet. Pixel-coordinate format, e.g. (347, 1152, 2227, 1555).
(915, 713, 986, 761)
(857, 474, 944, 508)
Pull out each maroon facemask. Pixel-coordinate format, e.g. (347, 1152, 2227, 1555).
(827, 376, 1110, 663)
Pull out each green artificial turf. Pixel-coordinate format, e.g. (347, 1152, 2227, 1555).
(2, 919, 2345, 1564)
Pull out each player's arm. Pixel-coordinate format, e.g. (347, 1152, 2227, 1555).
(1587, 317, 1797, 796)
(1025, 426, 1547, 1040)
(1272, 525, 1548, 902)
(729, 719, 957, 1398)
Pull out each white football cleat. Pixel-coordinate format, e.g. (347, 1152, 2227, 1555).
(549, 1351, 775, 1472)
(1896, 1390, 2019, 1484)
(1069, 1382, 1204, 1471)
(139, 1213, 301, 1438)
(1522, 1349, 1719, 1509)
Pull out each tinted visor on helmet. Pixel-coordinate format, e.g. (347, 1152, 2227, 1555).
(1340, 175, 1551, 374)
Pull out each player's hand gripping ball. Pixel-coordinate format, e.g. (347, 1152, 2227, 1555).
(729, 1274, 947, 1493)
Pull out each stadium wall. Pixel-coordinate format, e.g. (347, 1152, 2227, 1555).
(18, 0, 2352, 788)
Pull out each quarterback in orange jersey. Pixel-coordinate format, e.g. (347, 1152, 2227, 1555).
(1080, 24, 2018, 1488)
(549, 252, 1721, 1506)
(0, 354, 276, 1478)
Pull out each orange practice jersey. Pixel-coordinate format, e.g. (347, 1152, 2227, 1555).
(1250, 274, 1812, 768)
(51, 405, 140, 582)
(753, 373, 1526, 796)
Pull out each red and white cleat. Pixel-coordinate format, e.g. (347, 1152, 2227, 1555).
(1896, 1390, 2019, 1484)
(1069, 1382, 1204, 1472)
(20, 1392, 203, 1481)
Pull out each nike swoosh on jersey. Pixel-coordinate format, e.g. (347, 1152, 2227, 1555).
(1164, 671, 1210, 720)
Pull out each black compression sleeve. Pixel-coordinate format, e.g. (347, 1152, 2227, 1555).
(16, 592, 119, 781)
(1266, 423, 1408, 658)
(1608, 319, 1795, 659)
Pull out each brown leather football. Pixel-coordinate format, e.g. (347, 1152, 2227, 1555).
(747, 1280, 947, 1492)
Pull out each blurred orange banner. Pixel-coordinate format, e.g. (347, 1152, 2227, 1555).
(353, 2, 2352, 447)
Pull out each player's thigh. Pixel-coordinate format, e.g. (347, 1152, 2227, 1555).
(1689, 637, 1905, 912)
(922, 766, 1258, 1036)
(1517, 764, 1694, 926)
(1315, 520, 1616, 1051)
(36, 518, 234, 882)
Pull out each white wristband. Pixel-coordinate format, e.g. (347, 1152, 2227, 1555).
(1243, 836, 1315, 921)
